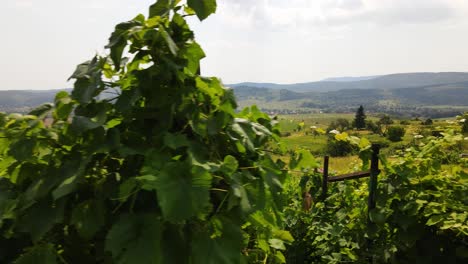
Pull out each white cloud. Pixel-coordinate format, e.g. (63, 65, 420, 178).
(12, 0, 33, 8)
(217, 0, 468, 29)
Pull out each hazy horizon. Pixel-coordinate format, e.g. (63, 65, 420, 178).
(2, 0, 468, 90)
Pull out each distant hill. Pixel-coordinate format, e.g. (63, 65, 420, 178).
(233, 86, 304, 102)
(229, 72, 468, 92)
(2, 72, 468, 118)
(320, 75, 380, 82)
(0, 89, 67, 113)
(231, 72, 468, 117)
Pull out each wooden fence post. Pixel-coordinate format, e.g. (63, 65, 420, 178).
(367, 144, 380, 219)
(321, 156, 329, 200)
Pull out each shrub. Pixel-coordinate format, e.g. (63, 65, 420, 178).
(377, 115, 394, 135)
(387, 126, 405, 142)
(422, 118, 433, 125)
(399, 120, 410, 125)
(366, 120, 380, 134)
(328, 118, 350, 132)
(325, 136, 356, 156)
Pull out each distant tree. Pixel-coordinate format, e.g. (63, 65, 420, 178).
(327, 118, 350, 132)
(422, 118, 433, 125)
(387, 126, 405, 142)
(377, 115, 394, 135)
(366, 120, 380, 134)
(354, 105, 366, 129)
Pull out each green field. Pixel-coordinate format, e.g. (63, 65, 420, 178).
(277, 113, 468, 175)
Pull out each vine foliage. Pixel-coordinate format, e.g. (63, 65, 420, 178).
(0, 0, 292, 263)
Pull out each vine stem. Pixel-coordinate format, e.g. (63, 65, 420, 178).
(215, 193, 229, 214)
(129, 190, 140, 213)
(210, 188, 228, 192)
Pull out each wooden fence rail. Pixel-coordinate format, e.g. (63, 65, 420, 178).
(319, 144, 381, 214)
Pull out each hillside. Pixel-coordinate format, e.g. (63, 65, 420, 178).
(0, 89, 65, 113)
(232, 72, 468, 117)
(229, 72, 468, 92)
(2, 72, 468, 117)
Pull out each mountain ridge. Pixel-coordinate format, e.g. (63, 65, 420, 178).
(228, 72, 468, 92)
(1, 72, 468, 118)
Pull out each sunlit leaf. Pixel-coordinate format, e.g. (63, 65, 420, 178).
(187, 0, 217, 21)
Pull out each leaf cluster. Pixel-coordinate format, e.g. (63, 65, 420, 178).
(0, 1, 292, 263)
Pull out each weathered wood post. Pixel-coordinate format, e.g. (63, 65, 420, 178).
(367, 144, 380, 219)
(367, 144, 380, 262)
(321, 156, 329, 200)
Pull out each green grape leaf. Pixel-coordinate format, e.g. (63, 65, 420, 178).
(230, 180, 252, 213)
(106, 20, 141, 71)
(230, 121, 255, 152)
(106, 213, 163, 264)
(71, 116, 102, 133)
(14, 244, 58, 264)
(191, 217, 243, 264)
(274, 251, 286, 264)
(107, 118, 123, 129)
(149, 0, 172, 18)
(182, 42, 205, 74)
(0, 179, 16, 220)
(28, 103, 53, 118)
(17, 199, 65, 242)
(118, 178, 139, 202)
(9, 139, 36, 162)
(160, 26, 179, 55)
(71, 79, 96, 104)
(221, 155, 238, 176)
(54, 102, 73, 121)
(426, 214, 446, 226)
(150, 161, 212, 222)
(187, 0, 217, 21)
(163, 133, 190, 149)
(71, 199, 106, 240)
(268, 238, 286, 250)
(69, 60, 91, 79)
(369, 209, 386, 225)
(52, 175, 78, 200)
(53, 91, 73, 120)
(290, 149, 317, 171)
(52, 158, 88, 200)
(273, 229, 294, 243)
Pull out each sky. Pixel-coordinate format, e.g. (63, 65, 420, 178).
(1, 0, 468, 90)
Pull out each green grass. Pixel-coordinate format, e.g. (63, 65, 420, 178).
(327, 156, 362, 174)
(277, 113, 382, 133)
(281, 134, 328, 154)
